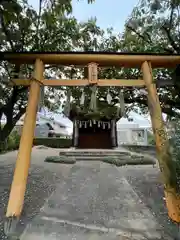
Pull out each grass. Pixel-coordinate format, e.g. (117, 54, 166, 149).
(102, 155, 156, 167)
(44, 155, 76, 164)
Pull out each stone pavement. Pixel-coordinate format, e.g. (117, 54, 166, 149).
(20, 161, 172, 240)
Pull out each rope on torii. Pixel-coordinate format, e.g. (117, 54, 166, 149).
(63, 88, 71, 117)
(106, 88, 112, 104)
(38, 85, 45, 112)
(80, 88, 85, 106)
(116, 88, 125, 118)
(119, 88, 125, 117)
(89, 85, 98, 111)
(105, 87, 125, 118)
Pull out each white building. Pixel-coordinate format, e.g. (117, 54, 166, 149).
(34, 108, 73, 137)
(116, 111, 150, 146)
(8, 108, 73, 138)
(1, 108, 152, 144)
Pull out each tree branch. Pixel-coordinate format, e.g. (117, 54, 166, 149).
(0, 8, 15, 50)
(121, 93, 180, 118)
(0, 106, 26, 142)
(126, 25, 175, 54)
(2, 86, 27, 119)
(162, 26, 180, 53)
(12, 106, 26, 124)
(126, 25, 151, 44)
(15, 14, 25, 51)
(35, 0, 43, 49)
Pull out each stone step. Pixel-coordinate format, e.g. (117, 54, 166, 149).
(58, 154, 146, 164)
(59, 151, 130, 157)
(55, 154, 155, 165)
(68, 155, 143, 159)
(57, 149, 155, 165)
(70, 156, 131, 161)
(73, 158, 148, 166)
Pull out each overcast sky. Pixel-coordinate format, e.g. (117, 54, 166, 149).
(28, 0, 139, 33)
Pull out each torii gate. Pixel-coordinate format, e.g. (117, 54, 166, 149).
(2, 52, 180, 232)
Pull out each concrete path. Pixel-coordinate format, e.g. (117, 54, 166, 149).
(0, 147, 175, 239)
(19, 161, 171, 240)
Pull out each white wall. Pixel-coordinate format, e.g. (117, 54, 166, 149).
(15, 109, 72, 137)
(117, 128, 148, 145)
(116, 113, 149, 146)
(34, 124, 49, 138)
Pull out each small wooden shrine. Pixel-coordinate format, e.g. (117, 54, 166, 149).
(63, 63, 125, 149)
(72, 119, 117, 149)
(69, 104, 120, 149)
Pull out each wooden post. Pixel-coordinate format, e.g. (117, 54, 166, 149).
(5, 59, 44, 221)
(142, 61, 180, 223)
(115, 121, 118, 147)
(73, 120, 78, 147)
(111, 120, 116, 148)
(88, 62, 98, 84)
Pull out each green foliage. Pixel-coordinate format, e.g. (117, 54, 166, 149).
(147, 132, 155, 145)
(0, 0, 98, 142)
(0, 134, 72, 153)
(102, 155, 155, 166)
(44, 155, 76, 164)
(122, 144, 156, 154)
(103, 157, 123, 166)
(0, 130, 20, 153)
(33, 137, 72, 148)
(70, 102, 121, 120)
(1, 0, 180, 144)
(124, 0, 180, 118)
(169, 121, 180, 187)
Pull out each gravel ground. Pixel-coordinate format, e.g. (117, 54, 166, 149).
(0, 163, 63, 239)
(120, 165, 178, 238)
(0, 147, 178, 239)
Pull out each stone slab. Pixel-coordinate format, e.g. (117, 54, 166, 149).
(20, 162, 171, 240)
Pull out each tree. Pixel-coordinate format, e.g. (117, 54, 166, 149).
(168, 118, 180, 190)
(0, 0, 96, 146)
(123, 0, 180, 118)
(0, 0, 134, 148)
(2, 0, 180, 146)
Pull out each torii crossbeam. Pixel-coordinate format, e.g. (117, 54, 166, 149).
(1, 51, 180, 234)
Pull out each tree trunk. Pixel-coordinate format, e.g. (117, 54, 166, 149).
(0, 107, 26, 152)
(0, 123, 14, 152)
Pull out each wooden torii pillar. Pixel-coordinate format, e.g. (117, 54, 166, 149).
(142, 61, 180, 223)
(4, 59, 44, 232)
